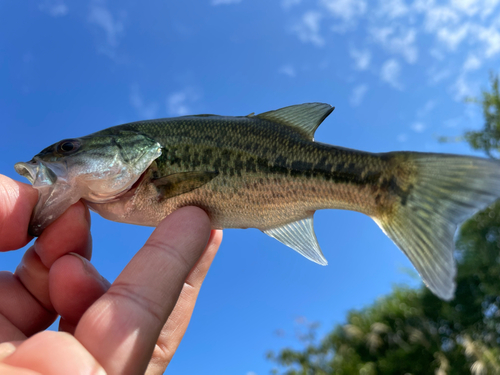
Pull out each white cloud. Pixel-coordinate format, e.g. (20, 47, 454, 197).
(451, 0, 480, 16)
(416, 100, 436, 117)
(88, 0, 125, 56)
(476, 25, 500, 57)
(429, 47, 446, 60)
(282, 0, 301, 10)
(320, 0, 367, 21)
(349, 47, 371, 70)
(427, 67, 451, 84)
(246, 372, 257, 375)
(444, 117, 461, 128)
(282, 0, 500, 92)
(380, 59, 403, 90)
(411, 122, 426, 132)
(416, 1, 460, 31)
(39, 0, 68, 17)
(292, 11, 324, 47)
(377, 0, 408, 19)
(450, 0, 500, 18)
(279, 64, 296, 77)
(212, 0, 242, 5)
(371, 26, 418, 63)
(435, 24, 470, 50)
(452, 74, 475, 100)
(397, 133, 408, 142)
(130, 85, 159, 119)
(463, 54, 482, 71)
(166, 88, 200, 116)
(350, 84, 368, 107)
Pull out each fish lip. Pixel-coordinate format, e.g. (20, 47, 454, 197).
(15, 158, 59, 187)
(14, 158, 75, 237)
(14, 161, 39, 184)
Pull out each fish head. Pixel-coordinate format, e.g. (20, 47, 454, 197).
(15, 130, 162, 236)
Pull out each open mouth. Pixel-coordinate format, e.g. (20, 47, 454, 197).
(15, 159, 78, 237)
(15, 159, 58, 187)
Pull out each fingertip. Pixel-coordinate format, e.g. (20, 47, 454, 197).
(2, 331, 106, 375)
(50, 253, 108, 327)
(35, 201, 92, 268)
(150, 206, 213, 265)
(157, 206, 211, 234)
(210, 229, 223, 248)
(0, 176, 38, 251)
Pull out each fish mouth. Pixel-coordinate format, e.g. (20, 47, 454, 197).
(15, 160, 58, 186)
(15, 159, 79, 237)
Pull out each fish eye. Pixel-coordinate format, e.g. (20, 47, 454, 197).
(56, 139, 81, 154)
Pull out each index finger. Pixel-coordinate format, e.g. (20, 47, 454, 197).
(74, 206, 213, 375)
(0, 175, 38, 252)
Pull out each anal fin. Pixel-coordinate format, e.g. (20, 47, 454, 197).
(263, 216, 328, 265)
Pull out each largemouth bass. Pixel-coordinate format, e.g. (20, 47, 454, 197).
(14, 103, 500, 300)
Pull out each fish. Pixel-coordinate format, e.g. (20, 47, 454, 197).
(14, 103, 500, 300)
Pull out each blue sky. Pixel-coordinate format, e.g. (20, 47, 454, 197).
(1, 0, 500, 374)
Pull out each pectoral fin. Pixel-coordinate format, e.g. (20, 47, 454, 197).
(263, 216, 328, 265)
(153, 171, 218, 200)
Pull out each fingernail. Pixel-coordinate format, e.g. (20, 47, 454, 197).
(0, 342, 17, 361)
(68, 252, 89, 270)
(68, 253, 110, 288)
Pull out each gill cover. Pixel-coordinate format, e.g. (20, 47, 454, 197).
(15, 130, 162, 236)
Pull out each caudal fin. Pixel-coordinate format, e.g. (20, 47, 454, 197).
(374, 153, 500, 300)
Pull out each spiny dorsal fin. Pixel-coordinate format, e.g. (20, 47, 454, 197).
(256, 103, 334, 140)
(263, 215, 328, 265)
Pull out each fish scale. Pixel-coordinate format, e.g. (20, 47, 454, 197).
(15, 103, 500, 301)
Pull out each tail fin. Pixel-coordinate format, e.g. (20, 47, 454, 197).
(374, 153, 500, 300)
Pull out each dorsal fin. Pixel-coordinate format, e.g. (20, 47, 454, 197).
(256, 103, 334, 140)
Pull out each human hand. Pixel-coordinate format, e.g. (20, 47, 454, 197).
(0, 174, 222, 375)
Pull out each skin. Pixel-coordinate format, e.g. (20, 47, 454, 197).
(0, 174, 222, 375)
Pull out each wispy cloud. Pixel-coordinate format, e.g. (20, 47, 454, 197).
(212, 0, 242, 5)
(320, 0, 366, 22)
(39, 0, 68, 17)
(130, 85, 159, 119)
(371, 26, 418, 63)
(416, 100, 436, 117)
(376, 0, 408, 19)
(427, 67, 451, 84)
(410, 122, 426, 132)
(291, 11, 324, 47)
(381, 59, 403, 90)
(476, 25, 500, 57)
(88, 0, 125, 57)
(282, 0, 301, 10)
(166, 88, 201, 116)
(349, 47, 371, 70)
(435, 24, 470, 50)
(397, 133, 408, 142)
(279, 64, 296, 77)
(282, 0, 500, 92)
(452, 74, 475, 100)
(463, 53, 482, 71)
(450, 0, 500, 18)
(350, 84, 368, 107)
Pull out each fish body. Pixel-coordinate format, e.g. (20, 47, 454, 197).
(90, 109, 392, 229)
(15, 103, 500, 300)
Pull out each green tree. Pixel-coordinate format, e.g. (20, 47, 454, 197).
(268, 75, 500, 375)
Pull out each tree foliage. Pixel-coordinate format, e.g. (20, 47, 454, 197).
(268, 75, 500, 375)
